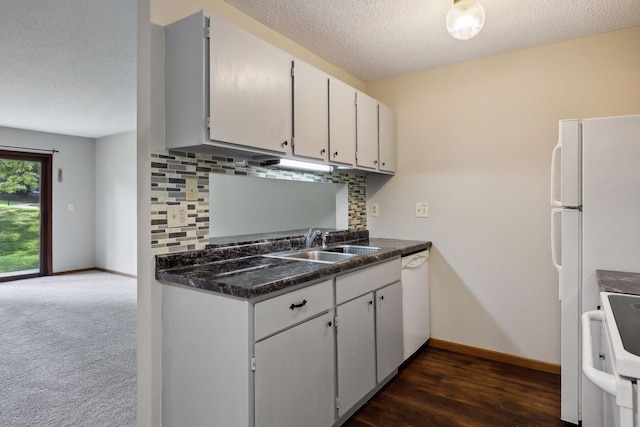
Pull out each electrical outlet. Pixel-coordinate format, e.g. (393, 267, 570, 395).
(416, 202, 429, 218)
(167, 205, 188, 228)
(186, 178, 198, 201)
(371, 203, 379, 217)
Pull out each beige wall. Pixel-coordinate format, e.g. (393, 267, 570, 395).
(366, 26, 640, 364)
(151, 0, 365, 90)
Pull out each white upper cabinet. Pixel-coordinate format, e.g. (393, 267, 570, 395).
(165, 11, 210, 152)
(329, 78, 356, 166)
(378, 103, 396, 173)
(208, 14, 292, 154)
(165, 11, 291, 156)
(292, 60, 329, 161)
(165, 10, 395, 175)
(356, 91, 379, 170)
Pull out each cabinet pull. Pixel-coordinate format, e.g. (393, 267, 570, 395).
(374, 160, 378, 165)
(327, 321, 332, 327)
(289, 299, 307, 310)
(321, 148, 326, 154)
(368, 300, 373, 305)
(282, 140, 288, 147)
(380, 295, 384, 301)
(382, 162, 386, 166)
(333, 151, 338, 157)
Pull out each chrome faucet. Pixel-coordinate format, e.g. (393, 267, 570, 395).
(321, 232, 330, 249)
(304, 227, 321, 248)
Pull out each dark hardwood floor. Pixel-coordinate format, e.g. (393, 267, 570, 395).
(344, 346, 573, 427)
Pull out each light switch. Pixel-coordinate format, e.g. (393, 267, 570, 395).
(371, 203, 379, 217)
(167, 205, 188, 228)
(186, 179, 198, 201)
(416, 203, 429, 218)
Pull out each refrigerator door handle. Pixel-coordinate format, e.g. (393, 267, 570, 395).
(551, 141, 562, 207)
(551, 208, 563, 299)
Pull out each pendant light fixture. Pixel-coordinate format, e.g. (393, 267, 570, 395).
(446, 0, 485, 41)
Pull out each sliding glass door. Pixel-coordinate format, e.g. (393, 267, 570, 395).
(0, 150, 52, 281)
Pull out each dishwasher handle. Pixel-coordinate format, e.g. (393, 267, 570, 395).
(581, 310, 616, 397)
(402, 251, 429, 269)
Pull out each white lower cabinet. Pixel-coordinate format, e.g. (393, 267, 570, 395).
(255, 311, 336, 427)
(335, 281, 404, 417)
(336, 293, 376, 416)
(375, 281, 404, 382)
(161, 258, 405, 427)
(334, 258, 403, 420)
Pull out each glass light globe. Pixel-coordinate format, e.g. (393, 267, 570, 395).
(446, 0, 485, 41)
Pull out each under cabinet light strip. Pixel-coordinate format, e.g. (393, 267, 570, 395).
(267, 159, 333, 172)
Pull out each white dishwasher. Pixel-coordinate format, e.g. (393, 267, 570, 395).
(401, 250, 430, 361)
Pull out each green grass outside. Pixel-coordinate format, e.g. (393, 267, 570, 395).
(0, 205, 40, 273)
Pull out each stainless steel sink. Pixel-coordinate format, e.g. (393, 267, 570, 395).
(264, 250, 356, 264)
(263, 245, 381, 264)
(321, 245, 382, 255)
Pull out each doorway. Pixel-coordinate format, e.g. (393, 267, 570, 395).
(0, 150, 52, 281)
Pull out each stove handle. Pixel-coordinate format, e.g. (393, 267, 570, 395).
(581, 310, 616, 397)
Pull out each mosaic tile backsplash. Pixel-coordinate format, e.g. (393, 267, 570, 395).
(151, 149, 368, 255)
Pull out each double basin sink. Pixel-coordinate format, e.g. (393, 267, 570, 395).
(264, 245, 382, 264)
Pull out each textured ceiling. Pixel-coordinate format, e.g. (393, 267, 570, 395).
(225, 0, 640, 82)
(0, 1, 638, 138)
(0, 0, 136, 138)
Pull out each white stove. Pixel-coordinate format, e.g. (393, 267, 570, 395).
(583, 292, 640, 427)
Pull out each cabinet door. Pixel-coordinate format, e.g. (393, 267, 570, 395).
(336, 293, 376, 416)
(329, 78, 356, 166)
(376, 281, 404, 382)
(378, 103, 396, 173)
(255, 312, 335, 427)
(209, 15, 292, 154)
(356, 91, 379, 170)
(292, 60, 329, 161)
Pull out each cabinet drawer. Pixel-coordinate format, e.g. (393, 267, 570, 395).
(336, 258, 401, 305)
(255, 280, 333, 341)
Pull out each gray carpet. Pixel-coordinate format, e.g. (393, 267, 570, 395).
(0, 271, 137, 426)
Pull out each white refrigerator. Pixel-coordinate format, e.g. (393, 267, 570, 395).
(551, 114, 640, 426)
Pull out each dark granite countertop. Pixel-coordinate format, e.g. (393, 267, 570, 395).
(597, 270, 640, 296)
(156, 233, 431, 300)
